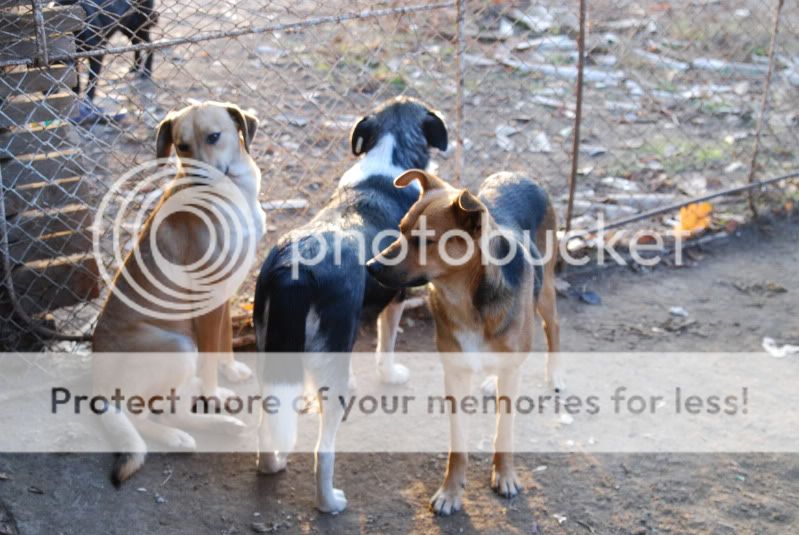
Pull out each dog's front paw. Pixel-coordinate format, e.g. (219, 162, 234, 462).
(491, 468, 522, 498)
(210, 386, 236, 401)
(480, 375, 497, 397)
(163, 429, 197, 451)
(221, 360, 253, 383)
(194, 387, 236, 413)
(548, 372, 566, 393)
(430, 484, 464, 516)
(316, 488, 347, 514)
(257, 451, 288, 474)
(216, 415, 247, 434)
(378, 363, 410, 385)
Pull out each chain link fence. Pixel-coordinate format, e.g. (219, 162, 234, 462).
(1, 0, 797, 350)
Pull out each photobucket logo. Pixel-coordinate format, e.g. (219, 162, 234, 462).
(93, 158, 260, 320)
(289, 211, 684, 278)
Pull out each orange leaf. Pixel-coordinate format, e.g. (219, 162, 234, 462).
(675, 202, 713, 235)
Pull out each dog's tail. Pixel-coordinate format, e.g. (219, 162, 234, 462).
(253, 250, 313, 453)
(100, 409, 147, 486)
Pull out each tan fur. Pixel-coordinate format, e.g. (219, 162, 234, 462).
(369, 169, 561, 515)
(93, 101, 264, 484)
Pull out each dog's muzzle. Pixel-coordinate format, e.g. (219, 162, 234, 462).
(366, 259, 427, 289)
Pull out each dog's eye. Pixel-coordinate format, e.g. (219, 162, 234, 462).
(206, 132, 221, 145)
(416, 235, 436, 248)
(176, 143, 190, 153)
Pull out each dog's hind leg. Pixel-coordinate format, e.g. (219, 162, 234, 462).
(536, 203, 564, 392)
(85, 55, 104, 101)
(140, 29, 154, 78)
(375, 298, 409, 384)
(537, 253, 563, 392)
(163, 382, 247, 436)
(130, 28, 153, 78)
(130, 413, 198, 451)
(307, 355, 350, 514)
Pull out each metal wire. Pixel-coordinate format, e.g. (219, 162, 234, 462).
(578, 170, 799, 237)
(0, 2, 455, 68)
(0, 169, 93, 343)
(1, 0, 796, 349)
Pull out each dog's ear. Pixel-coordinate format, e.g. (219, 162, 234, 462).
(422, 110, 448, 152)
(394, 169, 446, 191)
(227, 105, 258, 153)
(155, 115, 173, 161)
(350, 115, 377, 156)
(453, 189, 484, 234)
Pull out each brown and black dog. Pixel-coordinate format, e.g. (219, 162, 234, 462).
(367, 169, 561, 515)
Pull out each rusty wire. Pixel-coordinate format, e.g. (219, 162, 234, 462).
(0, 2, 455, 68)
(1, 1, 797, 348)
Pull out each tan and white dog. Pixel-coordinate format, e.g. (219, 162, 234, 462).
(93, 101, 266, 485)
(367, 169, 561, 515)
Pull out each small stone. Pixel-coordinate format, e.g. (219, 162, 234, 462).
(251, 522, 270, 533)
(733, 81, 750, 95)
(154, 494, 166, 504)
(669, 306, 689, 318)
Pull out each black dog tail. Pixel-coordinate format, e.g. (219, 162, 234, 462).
(253, 249, 315, 356)
(253, 251, 313, 452)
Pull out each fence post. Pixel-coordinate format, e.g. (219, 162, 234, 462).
(564, 0, 587, 235)
(30, 0, 50, 66)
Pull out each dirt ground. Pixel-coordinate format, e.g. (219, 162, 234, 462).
(2, 218, 797, 534)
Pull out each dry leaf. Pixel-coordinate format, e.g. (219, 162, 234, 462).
(675, 202, 712, 235)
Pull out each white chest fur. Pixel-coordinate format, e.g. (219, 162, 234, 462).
(338, 134, 422, 192)
(227, 158, 267, 242)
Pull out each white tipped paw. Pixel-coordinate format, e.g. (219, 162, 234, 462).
(491, 469, 522, 498)
(378, 363, 410, 385)
(216, 415, 247, 434)
(194, 387, 236, 413)
(221, 360, 253, 383)
(316, 488, 347, 514)
(257, 452, 288, 474)
(480, 375, 497, 397)
(548, 372, 566, 393)
(430, 485, 464, 516)
(212, 386, 236, 401)
(164, 429, 197, 451)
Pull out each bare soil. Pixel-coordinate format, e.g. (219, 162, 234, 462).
(1, 219, 797, 534)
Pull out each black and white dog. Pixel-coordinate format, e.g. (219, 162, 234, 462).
(252, 97, 448, 513)
(58, 0, 158, 102)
